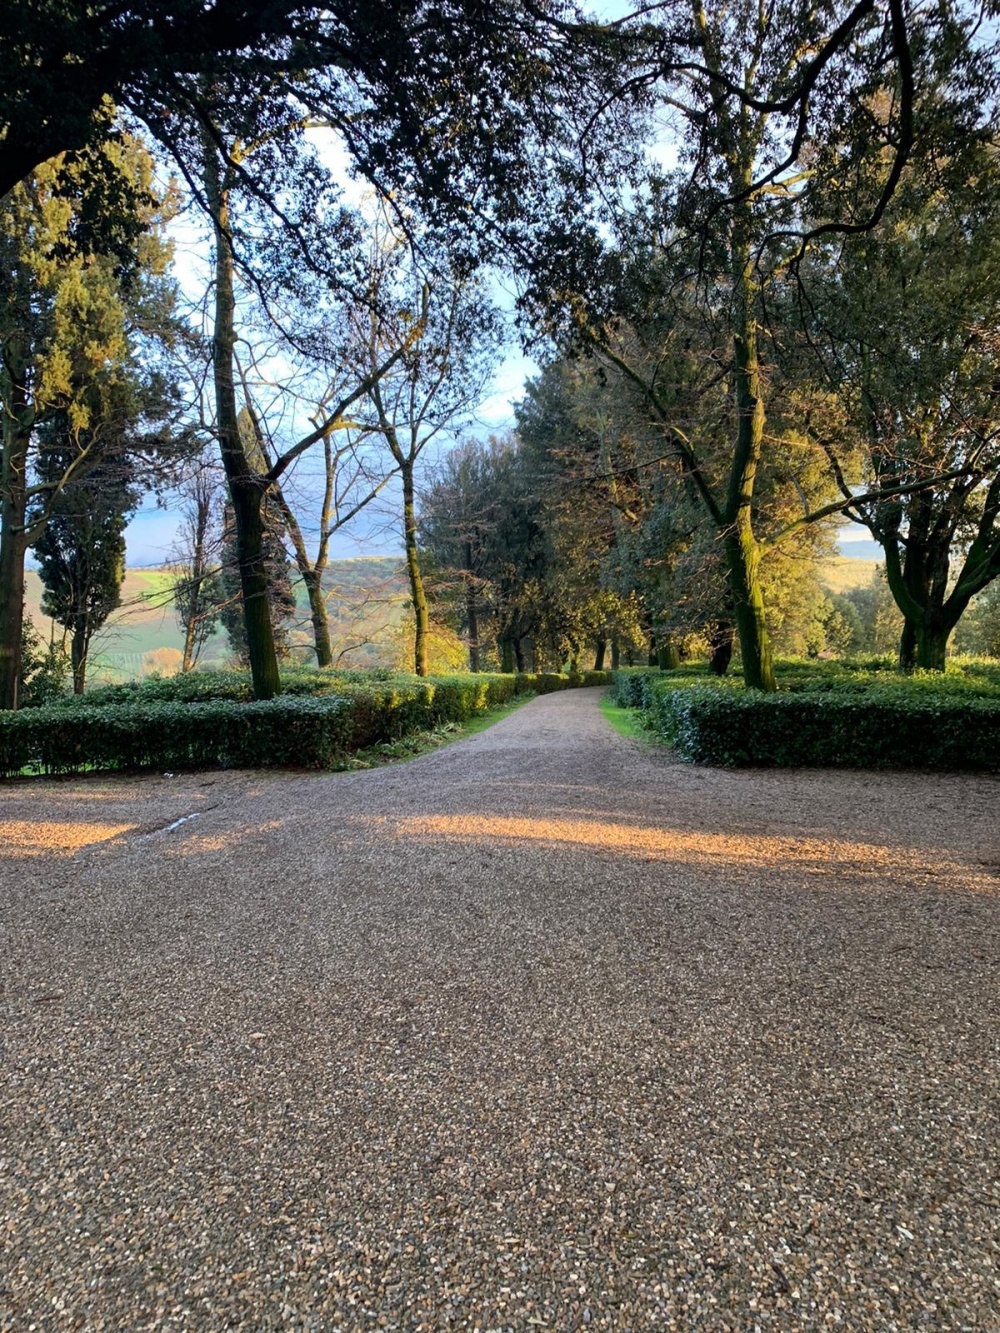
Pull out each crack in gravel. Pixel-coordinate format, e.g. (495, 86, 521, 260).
(1, 688, 998, 1330)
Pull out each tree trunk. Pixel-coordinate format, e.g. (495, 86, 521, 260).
(0, 331, 33, 711)
(182, 613, 198, 673)
(0, 521, 26, 710)
(514, 638, 526, 673)
(913, 621, 950, 671)
(898, 618, 918, 670)
(204, 136, 281, 700)
(611, 639, 620, 670)
(464, 541, 479, 672)
(500, 636, 515, 673)
(655, 634, 681, 670)
(724, 523, 774, 690)
(593, 639, 606, 670)
(890, 531, 959, 673)
(271, 482, 333, 668)
(71, 622, 87, 694)
(401, 463, 429, 676)
(708, 623, 734, 676)
(302, 567, 333, 667)
(724, 193, 775, 692)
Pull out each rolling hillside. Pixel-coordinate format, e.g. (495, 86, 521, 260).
(25, 557, 410, 684)
(25, 546, 885, 687)
(818, 556, 881, 594)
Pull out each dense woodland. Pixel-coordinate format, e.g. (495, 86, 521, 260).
(4, 0, 1000, 711)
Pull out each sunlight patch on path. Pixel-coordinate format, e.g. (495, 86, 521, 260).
(0, 819, 137, 858)
(394, 814, 986, 886)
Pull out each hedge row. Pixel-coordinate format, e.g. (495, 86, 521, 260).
(0, 669, 611, 777)
(611, 668, 1000, 769)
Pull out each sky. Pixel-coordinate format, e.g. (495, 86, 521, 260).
(123, 336, 538, 567)
(122, 22, 871, 571)
(122, 129, 541, 569)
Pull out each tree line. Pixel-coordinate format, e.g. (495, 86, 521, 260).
(2, 0, 999, 707)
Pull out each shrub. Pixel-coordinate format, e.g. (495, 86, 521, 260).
(0, 668, 612, 777)
(143, 647, 184, 677)
(612, 663, 1000, 769)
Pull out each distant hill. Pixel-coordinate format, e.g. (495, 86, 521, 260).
(25, 556, 410, 685)
(837, 539, 884, 562)
(819, 556, 881, 594)
(26, 544, 888, 687)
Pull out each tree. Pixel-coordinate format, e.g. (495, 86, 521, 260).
(19, 617, 69, 707)
(0, 129, 182, 708)
(171, 463, 225, 671)
(348, 209, 498, 677)
(801, 137, 1000, 669)
(218, 517, 298, 667)
(198, 116, 412, 696)
(1, 2, 643, 207)
(213, 408, 299, 666)
(522, 0, 989, 689)
(422, 440, 512, 673)
(34, 451, 136, 694)
(268, 424, 393, 669)
(230, 328, 400, 669)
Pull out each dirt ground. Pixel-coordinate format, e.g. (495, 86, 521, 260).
(1, 688, 998, 1330)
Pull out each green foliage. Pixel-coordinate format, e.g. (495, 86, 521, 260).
(2, 667, 612, 776)
(612, 662, 1000, 769)
(19, 617, 69, 707)
(34, 447, 134, 691)
(953, 582, 1000, 658)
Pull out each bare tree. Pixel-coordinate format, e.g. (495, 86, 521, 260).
(346, 205, 499, 676)
(170, 459, 225, 671)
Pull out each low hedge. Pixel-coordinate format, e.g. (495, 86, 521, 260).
(0, 669, 612, 778)
(611, 666, 1000, 769)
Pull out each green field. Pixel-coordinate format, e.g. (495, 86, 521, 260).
(25, 557, 410, 684)
(818, 556, 881, 594)
(25, 549, 882, 687)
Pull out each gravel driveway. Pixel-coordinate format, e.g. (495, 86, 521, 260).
(1, 687, 998, 1330)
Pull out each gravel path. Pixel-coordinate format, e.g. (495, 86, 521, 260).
(1, 687, 998, 1331)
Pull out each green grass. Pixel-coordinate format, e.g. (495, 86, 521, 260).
(599, 693, 655, 743)
(335, 694, 532, 770)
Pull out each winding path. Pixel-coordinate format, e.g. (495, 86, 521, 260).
(2, 688, 998, 1328)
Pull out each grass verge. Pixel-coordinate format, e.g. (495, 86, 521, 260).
(599, 694, 655, 744)
(332, 695, 533, 769)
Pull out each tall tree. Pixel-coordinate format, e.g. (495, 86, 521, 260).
(34, 449, 136, 694)
(801, 138, 1000, 669)
(197, 112, 412, 696)
(1, 3, 642, 203)
(523, 0, 989, 689)
(422, 435, 555, 673)
(348, 209, 498, 676)
(0, 130, 182, 708)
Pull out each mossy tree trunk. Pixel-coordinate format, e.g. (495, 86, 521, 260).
(203, 137, 281, 700)
(0, 339, 31, 711)
(722, 187, 775, 692)
(401, 462, 429, 676)
(464, 540, 479, 672)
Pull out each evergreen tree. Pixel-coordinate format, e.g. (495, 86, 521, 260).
(34, 450, 136, 694)
(0, 127, 182, 707)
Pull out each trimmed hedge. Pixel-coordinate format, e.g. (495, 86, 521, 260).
(0, 669, 612, 778)
(611, 666, 1000, 770)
